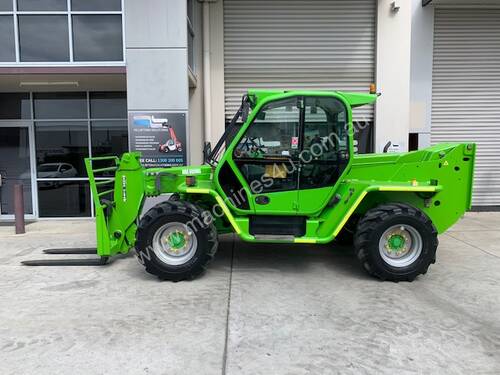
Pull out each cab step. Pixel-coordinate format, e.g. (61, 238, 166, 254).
(253, 234, 295, 241)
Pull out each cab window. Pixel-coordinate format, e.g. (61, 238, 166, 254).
(234, 97, 300, 159)
(233, 97, 300, 193)
(299, 96, 349, 189)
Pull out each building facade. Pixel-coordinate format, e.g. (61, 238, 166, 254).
(0, 0, 499, 220)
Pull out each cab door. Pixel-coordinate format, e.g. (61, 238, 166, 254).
(231, 97, 301, 214)
(297, 96, 351, 214)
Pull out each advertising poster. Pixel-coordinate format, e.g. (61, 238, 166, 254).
(128, 112, 187, 168)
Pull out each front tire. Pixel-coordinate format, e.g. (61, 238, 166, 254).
(136, 200, 218, 281)
(354, 203, 438, 282)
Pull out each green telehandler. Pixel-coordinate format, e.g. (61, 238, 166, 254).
(24, 90, 476, 282)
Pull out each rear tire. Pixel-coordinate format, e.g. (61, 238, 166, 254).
(353, 203, 438, 282)
(136, 200, 218, 281)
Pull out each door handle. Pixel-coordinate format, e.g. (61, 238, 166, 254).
(255, 195, 270, 205)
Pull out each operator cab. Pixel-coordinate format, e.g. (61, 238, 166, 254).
(209, 92, 354, 234)
(233, 95, 349, 194)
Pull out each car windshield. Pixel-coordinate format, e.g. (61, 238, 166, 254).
(38, 164, 59, 172)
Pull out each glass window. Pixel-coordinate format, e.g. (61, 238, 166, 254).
(0, 93, 31, 119)
(17, 0, 67, 11)
(90, 92, 127, 119)
(235, 98, 300, 159)
(0, 127, 33, 215)
(71, 0, 121, 11)
(302, 96, 348, 160)
(34, 92, 87, 119)
(38, 180, 91, 217)
(233, 98, 300, 193)
(72, 15, 123, 61)
(0, 0, 12, 12)
(18, 15, 69, 62)
(91, 120, 128, 157)
(0, 16, 15, 62)
(35, 121, 89, 177)
(299, 97, 349, 189)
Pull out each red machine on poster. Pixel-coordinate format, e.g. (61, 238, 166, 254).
(158, 122, 183, 153)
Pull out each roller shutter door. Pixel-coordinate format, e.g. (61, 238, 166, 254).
(432, 9, 500, 206)
(223, 0, 376, 122)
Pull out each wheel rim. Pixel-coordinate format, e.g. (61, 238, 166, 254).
(378, 224, 423, 268)
(152, 222, 197, 266)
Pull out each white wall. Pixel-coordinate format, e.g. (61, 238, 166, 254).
(125, 0, 189, 123)
(375, 0, 412, 153)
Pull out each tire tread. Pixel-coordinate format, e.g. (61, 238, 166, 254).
(354, 202, 438, 282)
(136, 200, 218, 281)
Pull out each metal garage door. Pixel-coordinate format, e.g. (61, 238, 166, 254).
(432, 9, 500, 206)
(223, 0, 376, 122)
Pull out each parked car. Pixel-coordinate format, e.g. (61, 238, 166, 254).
(37, 163, 78, 188)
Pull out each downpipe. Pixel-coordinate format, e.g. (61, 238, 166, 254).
(202, 0, 212, 144)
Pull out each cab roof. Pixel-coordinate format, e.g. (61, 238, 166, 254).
(246, 89, 378, 108)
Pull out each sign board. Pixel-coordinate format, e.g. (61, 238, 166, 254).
(128, 112, 187, 168)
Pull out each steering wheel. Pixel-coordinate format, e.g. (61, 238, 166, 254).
(236, 136, 266, 158)
(245, 137, 266, 156)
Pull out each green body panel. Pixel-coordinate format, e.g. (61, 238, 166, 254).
(84, 90, 475, 257)
(298, 186, 335, 214)
(253, 191, 298, 214)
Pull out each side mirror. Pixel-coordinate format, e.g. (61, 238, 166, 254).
(383, 141, 392, 153)
(203, 141, 212, 163)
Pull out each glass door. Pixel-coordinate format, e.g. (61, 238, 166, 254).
(0, 123, 36, 219)
(231, 97, 301, 214)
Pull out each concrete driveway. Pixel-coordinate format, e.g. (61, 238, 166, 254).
(0, 213, 499, 375)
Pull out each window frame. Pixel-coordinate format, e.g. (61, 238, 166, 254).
(17, 13, 71, 62)
(233, 96, 302, 161)
(0, 0, 125, 66)
(299, 96, 351, 190)
(231, 96, 302, 194)
(231, 95, 351, 193)
(234, 95, 350, 159)
(0, 90, 127, 218)
(0, 14, 16, 61)
(301, 95, 350, 161)
(33, 91, 128, 170)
